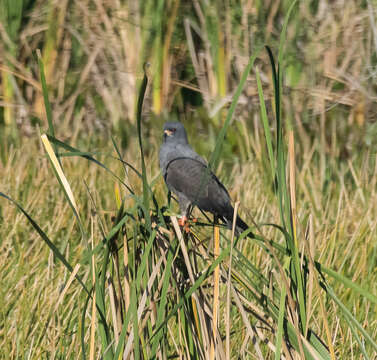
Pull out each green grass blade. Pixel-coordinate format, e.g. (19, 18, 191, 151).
(275, 258, 288, 360)
(110, 135, 134, 191)
(95, 245, 113, 358)
(265, 46, 287, 229)
(0, 192, 89, 295)
(266, 35, 307, 333)
(343, 314, 370, 360)
(37, 50, 57, 155)
(46, 134, 136, 194)
(256, 67, 275, 180)
(114, 230, 157, 358)
(189, 48, 261, 218)
(81, 287, 93, 360)
(325, 283, 377, 351)
(150, 238, 178, 357)
(307, 331, 332, 360)
(132, 281, 140, 360)
(278, 0, 298, 66)
(150, 243, 231, 343)
(208, 48, 262, 171)
(0, 0, 23, 43)
(136, 63, 150, 227)
(317, 264, 377, 304)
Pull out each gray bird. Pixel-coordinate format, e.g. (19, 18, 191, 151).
(159, 121, 254, 237)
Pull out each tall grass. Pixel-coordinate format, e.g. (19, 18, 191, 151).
(0, 0, 23, 137)
(1, 0, 377, 359)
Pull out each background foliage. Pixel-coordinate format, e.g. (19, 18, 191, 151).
(0, 0, 376, 359)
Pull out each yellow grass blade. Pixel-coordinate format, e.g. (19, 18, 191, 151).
(54, 263, 80, 312)
(226, 202, 239, 360)
(41, 133, 80, 220)
(210, 223, 220, 360)
(90, 218, 96, 360)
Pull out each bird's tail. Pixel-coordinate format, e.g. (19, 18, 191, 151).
(223, 208, 255, 238)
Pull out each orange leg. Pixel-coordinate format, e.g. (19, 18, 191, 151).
(178, 216, 191, 233)
(178, 216, 199, 233)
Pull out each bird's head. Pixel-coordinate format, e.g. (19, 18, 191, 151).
(162, 122, 189, 144)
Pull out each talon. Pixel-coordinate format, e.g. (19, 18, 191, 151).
(184, 222, 191, 233)
(178, 216, 188, 227)
(178, 216, 192, 233)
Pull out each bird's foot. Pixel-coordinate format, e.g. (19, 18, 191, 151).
(178, 216, 187, 227)
(178, 216, 198, 233)
(178, 216, 190, 233)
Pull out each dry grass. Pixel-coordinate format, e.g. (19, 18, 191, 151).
(0, 127, 376, 358)
(1, 0, 377, 358)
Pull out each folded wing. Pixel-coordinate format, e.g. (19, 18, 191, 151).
(164, 157, 233, 216)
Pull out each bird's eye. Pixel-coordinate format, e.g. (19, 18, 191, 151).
(169, 128, 176, 133)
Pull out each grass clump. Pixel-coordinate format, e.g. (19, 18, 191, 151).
(1, 1, 377, 359)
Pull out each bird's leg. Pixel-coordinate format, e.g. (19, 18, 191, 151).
(178, 201, 191, 233)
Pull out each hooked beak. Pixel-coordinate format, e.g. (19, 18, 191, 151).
(164, 129, 173, 137)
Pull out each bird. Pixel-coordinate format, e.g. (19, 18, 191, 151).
(159, 121, 254, 237)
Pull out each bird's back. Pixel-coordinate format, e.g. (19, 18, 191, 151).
(163, 156, 233, 215)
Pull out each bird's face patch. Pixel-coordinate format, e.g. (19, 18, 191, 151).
(164, 128, 176, 137)
(162, 122, 189, 144)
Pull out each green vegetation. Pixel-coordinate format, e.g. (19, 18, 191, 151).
(1, 0, 376, 359)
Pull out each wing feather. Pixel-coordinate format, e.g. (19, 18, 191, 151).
(165, 157, 232, 215)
